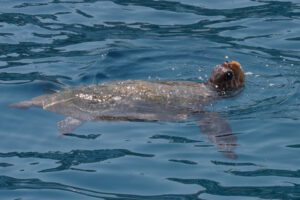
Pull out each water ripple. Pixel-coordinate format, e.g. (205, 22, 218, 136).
(0, 72, 70, 84)
(169, 178, 300, 199)
(0, 149, 153, 172)
(150, 134, 202, 143)
(229, 168, 300, 178)
(0, 0, 300, 199)
(0, 175, 201, 200)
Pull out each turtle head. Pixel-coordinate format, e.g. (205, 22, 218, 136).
(209, 61, 245, 94)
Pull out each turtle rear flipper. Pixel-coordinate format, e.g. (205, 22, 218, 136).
(10, 100, 42, 109)
(10, 95, 46, 109)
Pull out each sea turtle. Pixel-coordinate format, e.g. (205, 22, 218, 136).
(11, 61, 245, 158)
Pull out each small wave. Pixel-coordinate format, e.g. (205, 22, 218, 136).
(0, 149, 153, 172)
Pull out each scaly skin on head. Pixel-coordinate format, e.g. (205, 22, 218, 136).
(209, 61, 245, 94)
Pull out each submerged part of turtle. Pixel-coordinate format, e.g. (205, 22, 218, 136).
(11, 61, 245, 159)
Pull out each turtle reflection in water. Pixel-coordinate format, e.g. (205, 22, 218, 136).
(12, 61, 245, 159)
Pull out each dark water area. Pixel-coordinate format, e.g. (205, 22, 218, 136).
(0, 0, 300, 199)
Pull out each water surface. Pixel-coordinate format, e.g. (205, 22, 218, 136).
(0, 0, 300, 199)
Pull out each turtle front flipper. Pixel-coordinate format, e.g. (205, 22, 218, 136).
(197, 112, 237, 159)
(58, 117, 83, 134)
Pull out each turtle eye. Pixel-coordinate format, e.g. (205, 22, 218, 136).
(224, 71, 233, 81)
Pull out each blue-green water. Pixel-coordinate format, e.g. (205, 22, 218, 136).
(1, 0, 300, 199)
